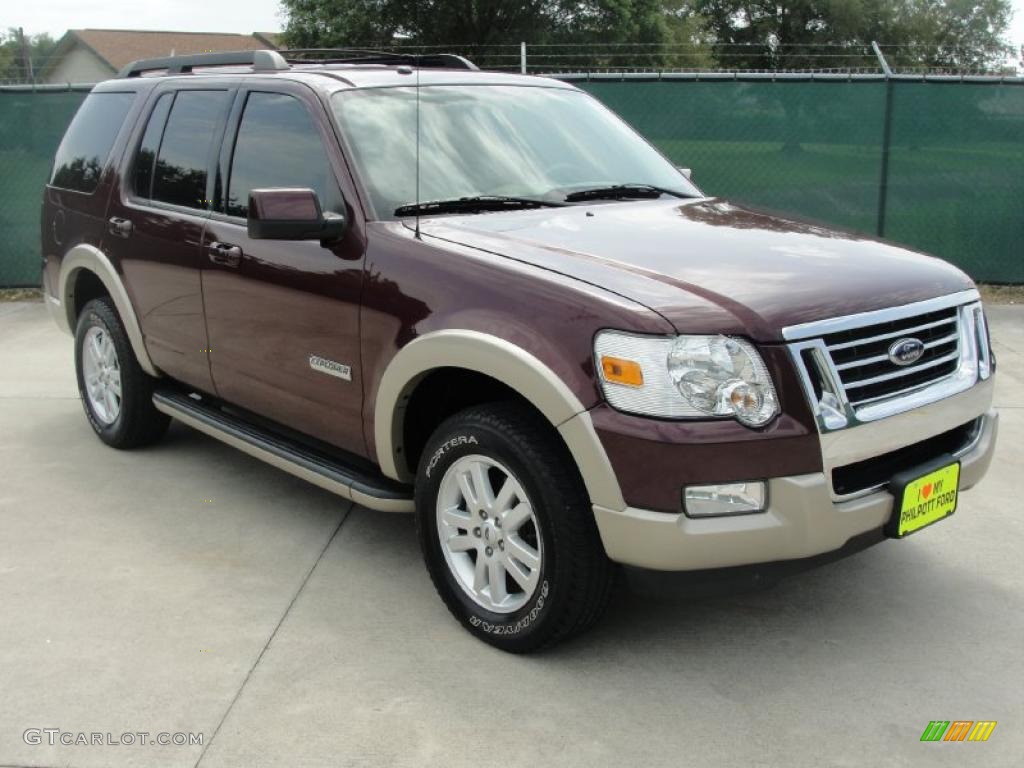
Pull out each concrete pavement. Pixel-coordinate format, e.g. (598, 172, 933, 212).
(1, 300, 1022, 767)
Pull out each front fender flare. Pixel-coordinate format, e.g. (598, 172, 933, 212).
(374, 330, 625, 511)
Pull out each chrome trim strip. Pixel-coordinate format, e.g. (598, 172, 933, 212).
(833, 332, 959, 370)
(843, 350, 960, 389)
(825, 315, 957, 351)
(782, 289, 979, 341)
(849, 375, 957, 407)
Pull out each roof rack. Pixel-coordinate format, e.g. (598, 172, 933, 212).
(283, 48, 479, 70)
(117, 47, 479, 79)
(118, 49, 289, 78)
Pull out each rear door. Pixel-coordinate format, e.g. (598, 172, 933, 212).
(104, 84, 234, 392)
(201, 81, 368, 456)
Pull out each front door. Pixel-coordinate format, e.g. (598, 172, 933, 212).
(201, 83, 367, 457)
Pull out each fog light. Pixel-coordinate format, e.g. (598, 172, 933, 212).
(683, 482, 766, 518)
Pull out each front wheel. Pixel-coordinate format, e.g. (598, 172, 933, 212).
(415, 402, 614, 652)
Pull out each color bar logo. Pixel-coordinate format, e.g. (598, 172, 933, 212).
(920, 721, 996, 742)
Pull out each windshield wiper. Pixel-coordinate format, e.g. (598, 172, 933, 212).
(564, 184, 691, 203)
(394, 196, 565, 217)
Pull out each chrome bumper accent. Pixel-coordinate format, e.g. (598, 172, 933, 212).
(821, 377, 993, 500)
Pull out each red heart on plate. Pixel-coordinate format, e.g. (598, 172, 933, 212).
(921, 483, 933, 500)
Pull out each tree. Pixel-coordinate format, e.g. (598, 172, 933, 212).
(281, 0, 717, 70)
(282, 1, 566, 50)
(693, 0, 1013, 72)
(0, 29, 57, 83)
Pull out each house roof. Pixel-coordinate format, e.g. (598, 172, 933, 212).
(49, 29, 281, 74)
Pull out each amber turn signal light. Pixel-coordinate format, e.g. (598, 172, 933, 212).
(600, 356, 644, 387)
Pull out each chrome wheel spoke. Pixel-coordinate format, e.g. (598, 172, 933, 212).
(504, 552, 537, 592)
(102, 338, 117, 366)
(457, 471, 478, 512)
(90, 333, 104, 363)
(109, 376, 122, 398)
(502, 502, 532, 534)
(103, 388, 117, 417)
(469, 461, 495, 511)
(488, 559, 508, 606)
(446, 534, 477, 553)
(472, 553, 488, 593)
(493, 475, 518, 515)
(441, 506, 472, 530)
(506, 536, 541, 571)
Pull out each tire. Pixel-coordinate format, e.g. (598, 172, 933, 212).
(415, 402, 614, 652)
(74, 296, 170, 449)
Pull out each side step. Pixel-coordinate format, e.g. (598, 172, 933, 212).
(153, 390, 414, 512)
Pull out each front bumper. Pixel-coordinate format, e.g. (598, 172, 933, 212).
(592, 405, 998, 571)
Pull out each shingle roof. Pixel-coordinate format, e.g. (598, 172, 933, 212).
(67, 29, 280, 71)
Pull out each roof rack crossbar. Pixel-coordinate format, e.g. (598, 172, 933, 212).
(118, 49, 290, 78)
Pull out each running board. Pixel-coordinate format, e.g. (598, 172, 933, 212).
(153, 390, 414, 512)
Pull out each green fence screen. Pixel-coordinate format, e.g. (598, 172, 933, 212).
(1, 90, 88, 286)
(1, 79, 1021, 286)
(577, 78, 1023, 283)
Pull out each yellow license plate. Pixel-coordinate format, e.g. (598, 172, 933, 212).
(891, 462, 961, 537)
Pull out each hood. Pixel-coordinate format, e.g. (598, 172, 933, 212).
(419, 198, 974, 341)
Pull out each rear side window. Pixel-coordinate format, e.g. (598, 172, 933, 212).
(131, 93, 173, 199)
(151, 90, 230, 210)
(226, 92, 341, 218)
(50, 92, 135, 193)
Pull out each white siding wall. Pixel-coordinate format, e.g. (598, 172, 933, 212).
(44, 46, 116, 85)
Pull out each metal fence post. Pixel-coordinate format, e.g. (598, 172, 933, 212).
(521, 42, 527, 74)
(873, 41, 894, 238)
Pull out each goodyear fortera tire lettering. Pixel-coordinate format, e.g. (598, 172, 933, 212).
(415, 402, 615, 653)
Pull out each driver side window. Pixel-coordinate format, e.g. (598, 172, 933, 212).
(226, 92, 342, 218)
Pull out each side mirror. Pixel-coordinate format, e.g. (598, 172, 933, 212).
(678, 167, 693, 180)
(247, 188, 346, 242)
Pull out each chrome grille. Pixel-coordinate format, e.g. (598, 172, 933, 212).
(822, 306, 961, 408)
(784, 290, 989, 434)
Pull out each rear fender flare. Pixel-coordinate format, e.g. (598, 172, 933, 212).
(57, 243, 159, 377)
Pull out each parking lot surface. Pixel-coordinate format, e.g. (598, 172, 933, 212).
(1, 300, 1022, 768)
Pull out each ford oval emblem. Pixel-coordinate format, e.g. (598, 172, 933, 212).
(888, 337, 925, 366)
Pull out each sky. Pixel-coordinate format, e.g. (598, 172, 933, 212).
(9, 0, 1024, 55)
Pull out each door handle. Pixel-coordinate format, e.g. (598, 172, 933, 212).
(107, 217, 133, 239)
(207, 241, 243, 267)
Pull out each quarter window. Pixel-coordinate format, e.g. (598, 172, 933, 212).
(131, 93, 172, 199)
(50, 92, 135, 193)
(226, 92, 340, 218)
(151, 90, 230, 209)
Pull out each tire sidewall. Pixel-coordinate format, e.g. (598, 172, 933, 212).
(74, 301, 130, 444)
(416, 416, 568, 649)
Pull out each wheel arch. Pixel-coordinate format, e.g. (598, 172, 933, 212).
(57, 243, 160, 378)
(374, 330, 625, 511)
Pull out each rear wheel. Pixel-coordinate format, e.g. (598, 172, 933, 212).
(415, 402, 614, 652)
(75, 297, 169, 449)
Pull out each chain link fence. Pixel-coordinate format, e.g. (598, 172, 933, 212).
(1, 73, 1021, 286)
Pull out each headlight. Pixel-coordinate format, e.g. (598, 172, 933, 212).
(594, 331, 779, 426)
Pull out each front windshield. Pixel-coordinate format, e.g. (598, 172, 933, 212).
(330, 84, 699, 218)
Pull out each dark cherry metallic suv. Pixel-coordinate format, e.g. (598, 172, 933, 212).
(42, 49, 998, 651)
